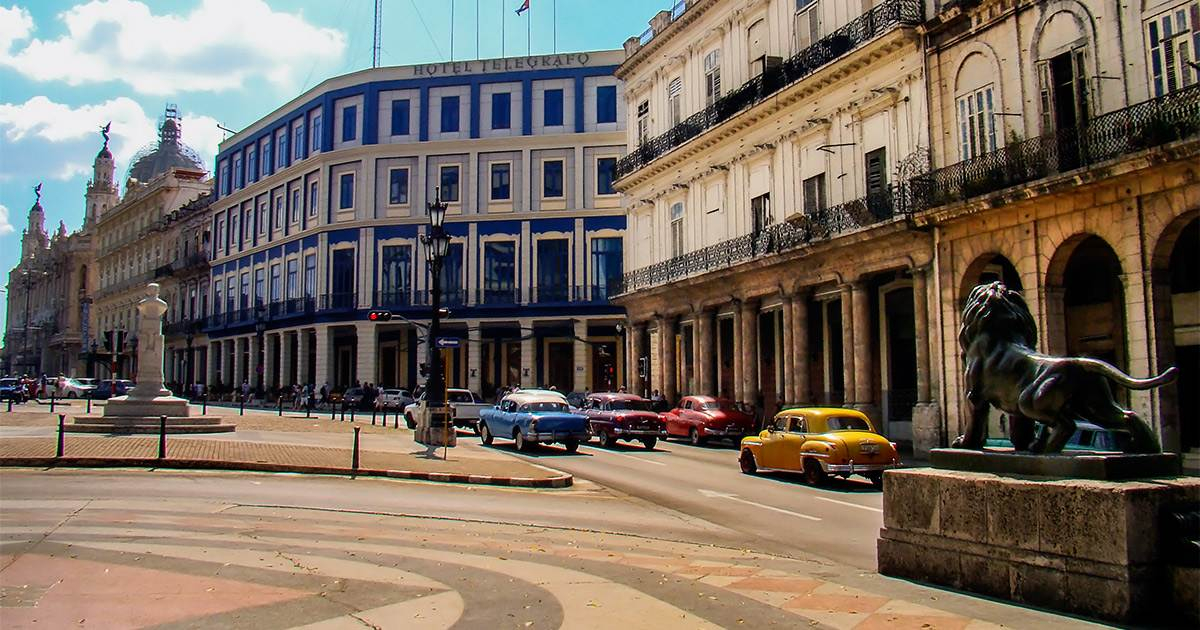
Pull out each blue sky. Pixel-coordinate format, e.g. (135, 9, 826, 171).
(0, 0, 665, 335)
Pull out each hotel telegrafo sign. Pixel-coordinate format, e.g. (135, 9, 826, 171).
(412, 53, 594, 77)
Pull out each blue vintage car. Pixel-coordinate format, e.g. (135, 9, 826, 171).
(479, 390, 590, 453)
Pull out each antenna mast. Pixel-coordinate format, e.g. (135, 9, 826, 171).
(372, 0, 383, 68)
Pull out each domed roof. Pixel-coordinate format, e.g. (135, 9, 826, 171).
(126, 110, 205, 183)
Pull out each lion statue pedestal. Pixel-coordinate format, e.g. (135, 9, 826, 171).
(877, 282, 1197, 624)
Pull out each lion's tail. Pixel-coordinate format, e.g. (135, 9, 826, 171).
(1077, 359, 1178, 390)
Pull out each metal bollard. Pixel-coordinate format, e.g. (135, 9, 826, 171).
(306, 399, 311, 418)
(49, 393, 55, 413)
(7, 398, 12, 412)
(202, 394, 207, 415)
(393, 409, 399, 429)
(351, 426, 361, 476)
(56, 414, 65, 458)
(158, 415, 167, 459)
(350, 406, 355, 423)
(278, 396, 283, 417)
(330, 404, 336, 421)
(87, 394, 92, 414)
(371, 407, 376, 426)
(240, 396, 245, 416)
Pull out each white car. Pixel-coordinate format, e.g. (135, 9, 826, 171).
(375, 388, 415, 410)
(404, 388, 490, 433)
(56, 377, 97, 398)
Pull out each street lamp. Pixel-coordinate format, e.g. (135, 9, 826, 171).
(89, 340, 98, 379)
(254, 305, 267, 395)
(422, 187, 451, 411)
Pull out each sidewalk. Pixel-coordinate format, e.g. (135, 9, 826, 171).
(0, 406, 572, 488)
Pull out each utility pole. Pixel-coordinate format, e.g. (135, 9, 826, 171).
(372, 0, 383, 68)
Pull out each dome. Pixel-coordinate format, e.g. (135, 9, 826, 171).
(126, 110, 205, 182)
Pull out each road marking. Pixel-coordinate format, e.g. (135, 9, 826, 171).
(814, 496, 883, 513)
(697, 489, 821, 521)
(584, 447, 667, 466)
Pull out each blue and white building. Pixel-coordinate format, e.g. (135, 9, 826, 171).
(205, 51, 628, 396)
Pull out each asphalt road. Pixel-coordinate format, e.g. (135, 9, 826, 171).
(485, 434, 887, 570)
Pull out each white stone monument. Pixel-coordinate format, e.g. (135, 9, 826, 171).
(69, 283, 235, 434)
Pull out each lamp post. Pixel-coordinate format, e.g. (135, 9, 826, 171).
(185, 325, 196, 398)
(422, 188, 451, 410)
(89, 340, 98, 379)
(254, 305, 267, 396)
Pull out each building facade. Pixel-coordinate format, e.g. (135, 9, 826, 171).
(206, 51, 627, 398)
(158, 192, 212, 392)
(93, 109, 211, 380)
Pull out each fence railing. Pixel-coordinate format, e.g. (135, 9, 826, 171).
(917, 84, 1200, 208)
(615, 0, 923, 179)
(372, 286, 615, 309)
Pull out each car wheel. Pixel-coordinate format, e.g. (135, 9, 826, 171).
(867, 472, 884, 489)
(739, 449, 758, 475)
(689, 428, 706, 446)
(641, 437, 657, 450)
(803, 458, 828, 486)
(597, 431, 613, 448)
(564, 438, 579, 454)
(472, 422, 482, 437)
(404, 413, 416, 429)
(480, 421, 494, 445)
(514, 430, 529, 452)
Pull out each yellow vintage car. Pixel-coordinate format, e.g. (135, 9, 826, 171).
(738, 407, 900, 487)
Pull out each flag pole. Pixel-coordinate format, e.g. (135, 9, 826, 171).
(553, 0, 557, 53)
(450, 0, 455, 61)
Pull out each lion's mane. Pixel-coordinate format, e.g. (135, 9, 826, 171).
(958, 282, 1038, 351)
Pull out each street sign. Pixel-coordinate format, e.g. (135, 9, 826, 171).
(435, 337, 460, 349)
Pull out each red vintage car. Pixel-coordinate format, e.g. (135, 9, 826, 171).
(580, 393, 667, 449)
(661, 396, 756, 446)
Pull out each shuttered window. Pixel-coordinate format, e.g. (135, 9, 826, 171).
(704, 50, 722, 106)
(668, 77, 683, 126)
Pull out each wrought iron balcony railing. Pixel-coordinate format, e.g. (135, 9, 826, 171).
(171, 252, 209, 273)
(616, 186, 908, 295)
(615, 0, 923, 179)
(917, 84, 1200, 209)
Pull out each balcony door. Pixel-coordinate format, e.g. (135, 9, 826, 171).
(331, 249, 355, 309)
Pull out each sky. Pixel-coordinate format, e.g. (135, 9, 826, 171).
(0, 0, 668, 336)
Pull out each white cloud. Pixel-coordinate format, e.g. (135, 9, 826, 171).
(0, 203, 14, 236)
(0, 0, 346, 95)
(0, 96, 219, 182)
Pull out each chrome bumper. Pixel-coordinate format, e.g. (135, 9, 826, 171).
(528, 431, 590, 442)
(821, 461, 901, 474)
(611, 427, 667, 437)
(703, 426, 750, 437)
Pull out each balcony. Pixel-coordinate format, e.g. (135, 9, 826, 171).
(615, 0, 923, 180)
(917, 85, 1200, 209)
(171, 252, 208, 273)
(617, 186, 910, 295)
(163, 318, 206, 336)
(371, 285, 616, 310)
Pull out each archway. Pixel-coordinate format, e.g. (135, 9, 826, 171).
(1150, 215, 1200, 455)
(1056, 235, 1126, 370)
(959, 253, 1022, 307)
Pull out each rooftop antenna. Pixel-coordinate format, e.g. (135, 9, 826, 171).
(372, 0, 383, 68)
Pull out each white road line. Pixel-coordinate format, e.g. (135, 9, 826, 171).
(815, 496, 883, 513)
(698, 489, 821, 521)
(583, 447, 668, 466)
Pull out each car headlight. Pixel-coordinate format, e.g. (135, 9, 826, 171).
(530, 419, 538, 431)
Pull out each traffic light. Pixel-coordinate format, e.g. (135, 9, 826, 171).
(367, 310, 392, 322)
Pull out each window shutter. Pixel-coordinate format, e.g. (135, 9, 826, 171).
(1036, 61, 1054, 133)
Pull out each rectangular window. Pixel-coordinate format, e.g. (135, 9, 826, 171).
(490, 163, 511, 200)
(254, 268, 265, 306)
(246, 148, 257, 183)
(391, 99, 410, 135)
(536, 238, 569, 302)
(543, 160, 564, 198)
(704, 50, 722, 106)
(380, 245, 412, 305)
(440, 95, 460, 133)
(286, 259, 298, 300)
(294, 124, 304, 159)
(278, 134, 288, 168)
(229, 213, 239, 248)
(483, 241, 517, 303)
(590, 237, 623, 299)
(261, 144, 271, 178)
(544, 88, 564, 126)
(303, 253, 316, 298)
(233, 156, 243, 188)
(331, 249, 355, 308)
(596, 85, 618, 123)
(388, 168, 409, 205)
(216, 218, 226, 251)
(491, 92, 512, 129)
(244, 209, 253, 241)
(865, 148, 887, 198)
(751, 193, 771, 233)
(670, 202, 685, 258)
(308, 181, 318, 217)
(802, 174, 826, 215)
(213, 280, 223, 314)
(257, 203, 267, 236)
(440, 165, 460, 202)
(290, 190, 300, 222)
(270, 264, 281, 303)
(667, 77, 683, 127)
(795, 0, 820, 51)
(274, 197, 284, 229)
(1146, 3, 1199, 96)
(240, 272, 250, 311)
(957, 85, 997, 159)
(636, 100, 650, 144)
(338, 173, 354, 210)
(341, 105, 357, 142)
(226, 280, 235, 316)
(597, 157, 617, 195)
(437, 243, 464, 304)
(311, 114, 322, 152)
(219, 164, 230, 195)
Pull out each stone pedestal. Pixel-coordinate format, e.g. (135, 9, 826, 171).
(877, 467, 1200, 624)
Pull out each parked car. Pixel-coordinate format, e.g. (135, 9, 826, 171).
(984, 421, 1126, 452)
(56, 377, 97, 398)
(342, 387, 368, 410)
(661, 396, 756, 446)
(580, 392, 667, 449)
(403, 388, 490, 432)
(326, 389, 345, 407)
(375, 388, 415, 411)
(0, 378, 26, 402)
(92, 379, 135, 399)
(739, 407, 900, 487)
(478, 391, 590, 452)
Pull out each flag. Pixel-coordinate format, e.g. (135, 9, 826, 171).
(515, 0, 529, 15)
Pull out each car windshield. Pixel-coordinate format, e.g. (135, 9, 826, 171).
(0, 379, 17, 386)
(701, 400, 740, 411)
(345, 388, 362, 396)
(523, 402, 568, 413)
(448, 391, 473, 403)
(826, 416, 871, 431)
(610, 400, 652, 411)
(383, 389, 403, 396)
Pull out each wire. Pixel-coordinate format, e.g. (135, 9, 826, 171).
(408, 0, 445, 59)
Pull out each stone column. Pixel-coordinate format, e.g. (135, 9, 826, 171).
(221, 340, 233, 387)
(792, 291, 811, 404)
(696, 309, 716, 396)
(207, 342, 220, 386)
(264, 333, 278, 389)
(519, 318, 535, 387)
(630, 322, 647, 397)
(468, 326, 483, 395)
(781, 295, 796, 405)
(840, 285, 856, 403)
(355, 322, 377, 386)
(232, 338, 245, 388)
(297, 330, 311, 386)
(851, 280, 878, 418)
(740, 299, 759, 406)
(249, 334, 263, 392)
(572, 320, 589, 393)
(910, 267, 942, 457)
(659, 315, 677, 403)
(314, 326, 331, 388)
(280, 331, 295, 387)
(732, 302, 744, 403)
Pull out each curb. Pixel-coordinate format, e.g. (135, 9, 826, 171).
(0, 457, 573, 489)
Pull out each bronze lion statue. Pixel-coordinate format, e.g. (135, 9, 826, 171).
(953, 282, 1176, 454)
